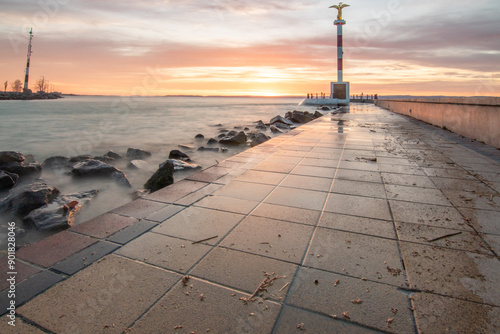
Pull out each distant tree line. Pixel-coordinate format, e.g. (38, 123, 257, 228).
(3, 77, 51, 93)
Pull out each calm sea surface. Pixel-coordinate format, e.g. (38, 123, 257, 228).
(0, 96, 310, 245)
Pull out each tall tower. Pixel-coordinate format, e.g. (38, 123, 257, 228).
(23, 28, 33, 93)
(329, 3, 350, 105)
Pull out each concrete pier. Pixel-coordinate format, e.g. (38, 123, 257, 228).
(1, 103, 499, 333)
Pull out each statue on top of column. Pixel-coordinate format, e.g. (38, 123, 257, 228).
(330, 2, 350, 20)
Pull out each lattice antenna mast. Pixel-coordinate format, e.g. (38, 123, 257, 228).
(24, 28, 34, 92)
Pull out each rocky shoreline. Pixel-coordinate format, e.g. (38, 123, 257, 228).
(0, 91, 63, 100)
(0, 108, 329, 243)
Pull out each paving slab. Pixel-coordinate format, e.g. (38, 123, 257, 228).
(105, 219, 156, 244)
(71, 212, 137, 238)
(250, 202, 321, 226)
(110, 198, 168, 219)
(18, 255, 181, 333)
(325, 193, 392, 221)
(129, 277, 282, 334)
(0, 258, 40, 291)
(318, 212, 396, 239)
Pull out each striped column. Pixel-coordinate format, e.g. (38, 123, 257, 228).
(24, 28, 33, 91)
(335, 21, 345, 83)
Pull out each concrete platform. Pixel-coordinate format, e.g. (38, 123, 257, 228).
(1, 103, 500, 333)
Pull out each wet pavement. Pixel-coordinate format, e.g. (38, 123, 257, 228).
(1, 103, 499, 333)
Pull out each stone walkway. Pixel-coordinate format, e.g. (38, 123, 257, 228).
(1, 103, 499, 333)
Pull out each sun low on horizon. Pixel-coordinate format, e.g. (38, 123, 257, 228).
(1, 0, 499, 97)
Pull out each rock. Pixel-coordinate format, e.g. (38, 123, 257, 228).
(217, 133, 227, 139)
(320, 106, 331, 111)
(212, 124, 223, 127)
(270, 125, 284, 134)
(244, 127, 250, 131)
(127, 160, 149, 170)
(0, 171, 18, 190)
(169, 150, 191, 161)
(288, 110, 315, 124)
(126, 147, 152, 160)
(0, 162, 42, 177)
(0, 182, 60, 217)
(221, 147, 228, 152)
(270, 115, 294, 126)
(234, 126, 242, 129)
(207, 138, 218, 145)
(164, 159, 202, 171)
(314, 111, 324, 118)
(255, 120, 267, 130)
(251, 133, 271, 147)
(69, 155, 93, 163)
(0, 151, 25, 164)
(71, 159, 131, 187)
(105, 150, 123, 160)
(273, 122, 290, 130)
(226, 130, 238, 137)
(198, 146, 219, 152)
(42, 156, 71, 170)
(219, 131, 247, 145)
(195, 134, 205, 139)
(93, 155, 115, 163)
(24, 190, 99, 230)
(24, 154, 35, 164)
(144, 160, 174, 192)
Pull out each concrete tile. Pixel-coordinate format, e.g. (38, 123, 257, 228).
(338, 160, 380, 172)
(129, 277, 282, 334)
(422, 167, 475, 179)
(145, 180, 208, 203)
(0, 315, 46, 333)
(430, 177, 496, 193)
(307, 151, 343, 160)
(250, 203, 321, 226)
(116, 232, 212, 273)
(153, 206, 244, 245)
(106, 220, 156, 244)
(412, 292, 500, 334)
(275, 306, 381, 333)
(51, 241, 121, 275)
(71, 212, 137, 238)
(281, 174, 333, 192)
(18, 255, 181, 333)
(382, 172, 436, 188)
(400, 242, 500, 306)
(186, 166, 233, 182)
(395, 222, 493, 255)
(377, 157, 417, 166)
(195, 195, 259, 214)
(305, 228, 406, 286)
(144, 204, 185, 222)
(389, 201, 473, 231)
(286, 267, 415, 333)
(441, 189, 500, 210)
(235, 170, 287, 185)
(291, 165, 336, 178)
(325, 194, 392, 221)
(482, 233, 500, 257)
(212, 180, 275, 201)
(253, 161, 296, 173)
(336, 169, 383, 183)
(331, 179, 387, 199)
(0, 258, 40, 291)
(300, 157, 340, 168)
(173, 183, 223, 206)
(0, 270, 64, 316)
(264, 155, 303, 165)
(378, 164, 426, 176)
(191, 247, 297, 300)
(319, 212, 396, 239)
(111, 198, 168, 219)
(385, 184, 451, 206)
(17, 231, 97, 268)
(221, 216, 314, 264)
(265, 187, 329, 211)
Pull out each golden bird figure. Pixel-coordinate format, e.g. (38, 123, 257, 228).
(330, 2, 350, 20)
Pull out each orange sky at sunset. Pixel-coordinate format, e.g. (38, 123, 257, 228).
(1, 0, 499, 97)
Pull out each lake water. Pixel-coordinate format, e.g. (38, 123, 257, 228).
(0, 96, 311, 245)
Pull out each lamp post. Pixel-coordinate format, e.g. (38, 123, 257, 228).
(329, 3, 350, 104)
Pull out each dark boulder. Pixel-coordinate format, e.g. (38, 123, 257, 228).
(270, 115, 294, 126)
(195, 134, 205, 139)
(144, 160, 174, 192)
(320, 106, 331, 111)
(105, 151, 123, 160)
(165, 159, 202, 171)
(0, 182, 60, 217)
(0, 171, 18, 190)
(219, 131, 247, 145)
(255, 120, 267, 130)
(270, 125, 284, 134)
(207, 138, 218, 145)
(0, 151, 25, 164)
(0, 162, 42, 177)
(71, 159, 131, 187)
(273, 122, 290, 130)
(93, 155, 115, 163)
(314, 111, 324, 118)
(169, 150, 191, 161)
(250, 133, 271, 147)
(23, 190, 98, 230)
(126, 148, 152, 160)
(287, 110, 315, 124)
(198, 146, 219, 152)
(69, 155, 93, 163)
(42, 156, 71, 170)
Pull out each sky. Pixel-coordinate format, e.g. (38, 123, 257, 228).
(1, 0, 499, 97)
